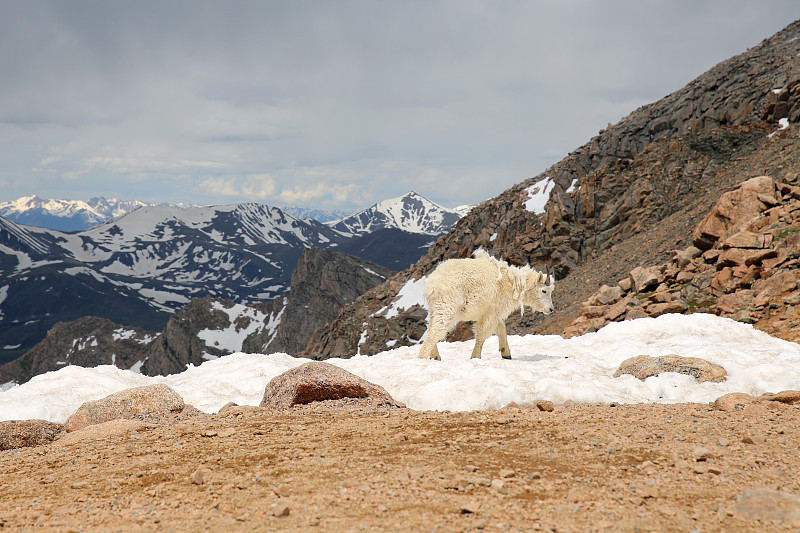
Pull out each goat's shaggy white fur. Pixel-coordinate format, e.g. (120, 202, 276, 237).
(418, 249, 555, 360)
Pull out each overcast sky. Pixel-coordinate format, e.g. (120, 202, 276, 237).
(1, 2, 798, 211)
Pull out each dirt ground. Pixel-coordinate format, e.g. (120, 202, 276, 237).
(1, 400, 799, 532)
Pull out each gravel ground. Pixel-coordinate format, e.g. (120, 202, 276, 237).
(1, 401, 799, 532)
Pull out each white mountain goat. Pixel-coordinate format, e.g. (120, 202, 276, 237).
(418, 249, 555, 360)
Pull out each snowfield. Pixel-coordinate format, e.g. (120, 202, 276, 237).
(1, 313, 799, 423)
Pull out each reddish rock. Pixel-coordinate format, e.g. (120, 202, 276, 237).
(767, 390, 800, 405)
(260, 362, 405, 410)
(693, 176, 776, 250)
(646, 300, 689, 317)
(624, 308, 649, 321)
(0, 420, 63, 450)
(563, 317, 608, 338)
(753, 271, 798, 307)
(717, 290, 754, 314)
(614, 355, 727, 383)
(65, 384, 185, 432)
(717, 247, 776, 268)
(629, 266, 661, 293)
(714, 392, 757, 411)
(603, 297, 631, 321)
(722, 230, 772, 249)
(673, 246, 702, 269)
(589, 285, 624, 306)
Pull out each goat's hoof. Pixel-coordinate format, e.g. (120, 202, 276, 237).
(502, 354, 512, 360)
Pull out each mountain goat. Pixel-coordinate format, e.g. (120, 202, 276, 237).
(418, 249, 555, 360)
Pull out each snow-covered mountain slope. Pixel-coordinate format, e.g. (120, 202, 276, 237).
(0, 204, 351, 363)
(325, 192, 464, 237)
(0, 196, 146, 231)
(0, 193, 462, 365)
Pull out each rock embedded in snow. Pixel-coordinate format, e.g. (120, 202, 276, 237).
(260, 362, 405, 410)
(0, 419, 63, 450)
(766, 390, 800, 404)
(64, 384, 185, 432)
(614, 355, 727, 383)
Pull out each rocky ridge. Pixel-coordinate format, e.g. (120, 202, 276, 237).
(563, 173, 800, 341)
(305, 20, 800, 359)
(244, 248, 394, 357)
(0, 317, 155, 387)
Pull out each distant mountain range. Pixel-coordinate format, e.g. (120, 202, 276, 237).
(0, 196, 147, 232)
(0, 191, 466, 364)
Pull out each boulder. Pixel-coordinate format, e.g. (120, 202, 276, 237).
(673, 246, 702, 269)
(752, 271, 798, 307)
(64, 384, 185, 432)
(0, 419, 63, 450)
(717, 247, 776, 268)
(722, 230, 772, 249)
(692, 176, 776, 250)
(614, 355, 727, 383)
(589, 285, 624, 306)
(646, 300, 689, 317)
(628, 266, 661, 293)
(713, 392, 757, 411)
(716, 290, 754, 314)
(766, 390, 800, 405)
(730, 489, 800, 526)
(260, 362, 405, 410)
(55, 419, 148, 446)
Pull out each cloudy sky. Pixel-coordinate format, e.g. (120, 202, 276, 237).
(1, 2, 798, 212)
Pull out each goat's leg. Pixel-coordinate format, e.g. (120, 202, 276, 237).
(497, 320, 511, 359)
(418, 311, 451, 360)
(431, 342, 442, 361)
(469, 319, 495, 359)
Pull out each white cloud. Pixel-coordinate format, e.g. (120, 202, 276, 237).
(1, 2, 799, 208)
(200, 174, 277, 201)
(279, 182, 359, 205)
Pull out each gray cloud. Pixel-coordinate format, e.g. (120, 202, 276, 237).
(1, 1, 798, 209)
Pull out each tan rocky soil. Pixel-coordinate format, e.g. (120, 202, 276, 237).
(2, 400, 799, 532)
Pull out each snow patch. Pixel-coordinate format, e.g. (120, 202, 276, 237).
(382, 276, 428, 319)
(197, 301, 270, 355)
(524, 177, 555, 215)
(4, 314, 800, 421)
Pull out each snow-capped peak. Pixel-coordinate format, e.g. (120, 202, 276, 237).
(325, 191, 465, 237)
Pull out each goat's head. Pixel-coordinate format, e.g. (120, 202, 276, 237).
(523, 266, 556, 315)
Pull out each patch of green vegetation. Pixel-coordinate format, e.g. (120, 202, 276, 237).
(687, 297, 715, 313)
(774, 226, 800, 241)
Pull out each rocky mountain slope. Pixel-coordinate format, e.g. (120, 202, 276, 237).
(0, 196, 147, 231)
(141, 249, 394, 376)
(0, 317, 154, 387)
(305, 20, 800, 359)
(563, 172, 800, 342)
